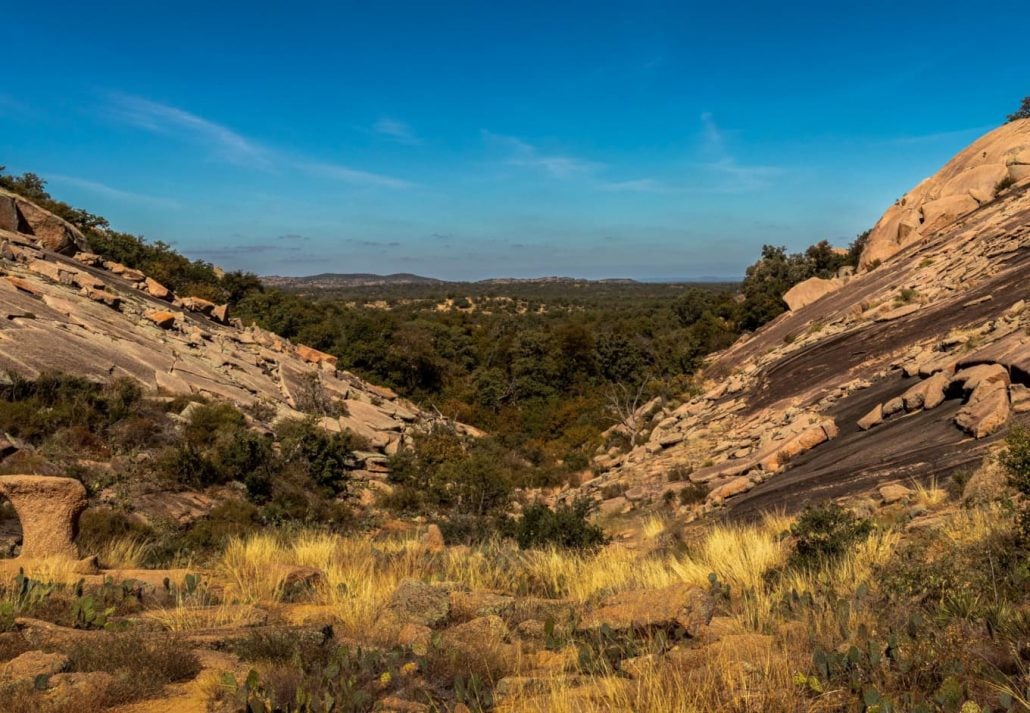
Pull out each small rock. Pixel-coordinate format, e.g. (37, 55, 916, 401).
(857, 403, 883, 430)
(144, 277, 171, 300)
(1, 651, 69, 682)
(373, 696, 429, 713)
(396, 622, 432, 655)
(449, 590, 515, 620)
(144, 309, 178, 329)
(878, 483, 914, 504)
(386, 579, 450, 627)
(421, 524, 445, 553)
(576, 582, 712, 635)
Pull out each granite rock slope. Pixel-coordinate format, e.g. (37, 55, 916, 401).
(576, 121, 1030, 518)
(0, 194, 473, 464)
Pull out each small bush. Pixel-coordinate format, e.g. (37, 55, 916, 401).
(1006, 95, 1030, 123)
(277, 418, 365, 495)
(514, 497, 609, 550)
(158, 403, 277, 492)
(897, 287, 918, 304)
(678, 482, 708, 506)
(64, 632, 201, 705)
(667, 465, 694, 482)
(994, 175, 1017, 197)
(177, 500, 263, 553)
(1000, 426, 1030, 541)
(787, 502, 873, 570)
(218, 644, 426, 712)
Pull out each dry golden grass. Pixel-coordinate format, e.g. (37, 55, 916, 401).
(911, 477, 948, 509)
(146, 497, 1020, 712)
(94, 535, 151, 569)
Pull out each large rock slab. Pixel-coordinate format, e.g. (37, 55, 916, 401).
(0, 189, 87, 255)
(955, 381, 1011, 438)
(783, 276, 845, 311)
(860, 119, 1030, 267)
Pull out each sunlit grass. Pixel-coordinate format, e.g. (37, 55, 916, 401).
(95, 536, 151, 569)
(911, 477, 948, 509)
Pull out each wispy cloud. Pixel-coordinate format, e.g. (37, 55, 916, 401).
(191, 243, 306, 260)
(46, 174, 180, 208)
(373, 117, 420, 145)
(107, 93, 411, 188)
(343, 238, 401, 248)
(697, 113, 781, 191)
(297, 160, 412, 189)
(109, 94, 268, 168)
(483, 131, 603, 178)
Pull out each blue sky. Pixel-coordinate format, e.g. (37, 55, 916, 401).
(3, 1, 1028, 280)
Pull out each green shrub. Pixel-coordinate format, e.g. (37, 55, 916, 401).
(514, 497, 608, 550)
(158, 403, 277, 492)
(277, 418, 365, 495)
(0, 373, 148, 445)
(897, 287, 918, 304)
(1006, 96, 1030, 123)
(1000, 426, 1030, 541)
(788, 503, 873, 570)
(218, 643, 426, 713)
(176, 500, 263, 553)
(667, 465, 694, 482)
(678, 482, 708, 506)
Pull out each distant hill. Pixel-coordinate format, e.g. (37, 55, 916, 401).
(262, 272, 445, 288)
(263, 273, 647, 289)
(475, 276, 639, 285)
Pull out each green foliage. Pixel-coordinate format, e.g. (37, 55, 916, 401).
(70, 589, 116, 630)
(0, 373, 151, 447)
(158, 402, 276, 492)
(277, 417, 365, 495)
(514, 497, 609, 550)
(677, 482, 708, 506)
(386, 425, 516, 520)
(0, 569, 55, 630)
(1000, 426, 1030, 542)
(738, 240, 858, 331)
(1006, 96, 1030, 123)
(219, 643, 431, 713)
(788, 503, 874, 570)
(897, 287, 919, 304)
(0, 167, 261, 303)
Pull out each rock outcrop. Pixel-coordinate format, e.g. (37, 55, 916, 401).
(782, 275, 846, 311)
(0, 475, 86, 560)
(574, 120, 1030, 517)
(0, 197, 473, 475)
(0, 188, 88, 255)
(860, 118, 1030, 268)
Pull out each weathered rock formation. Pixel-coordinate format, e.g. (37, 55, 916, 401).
(782, 275, 847, 311)
(574, 120, 1030, 517)
(0, 188, 88, 255)
(0, 193, 475, 465)
(0, 475, 86, 560)
(860, 118, 1030, 268)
